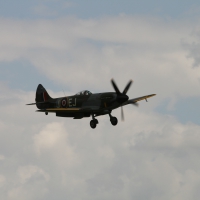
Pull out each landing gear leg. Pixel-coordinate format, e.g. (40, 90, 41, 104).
(109, 112, 118, 126)
(90, 114, 98, 129)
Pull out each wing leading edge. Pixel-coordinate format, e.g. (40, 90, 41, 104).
(124, 94, 156, 105)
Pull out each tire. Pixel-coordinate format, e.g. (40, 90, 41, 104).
(110, 117, 118, 126)
(90, 120, 97, 129)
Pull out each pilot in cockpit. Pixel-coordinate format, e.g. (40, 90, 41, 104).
(75, 90, 92, 96)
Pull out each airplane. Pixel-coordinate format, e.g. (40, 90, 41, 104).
(27, 79, 156, 129)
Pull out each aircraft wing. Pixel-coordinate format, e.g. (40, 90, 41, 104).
(37, 107, 101, 113)
(124, 94, 156, 105)
(37, 108, 81, 113)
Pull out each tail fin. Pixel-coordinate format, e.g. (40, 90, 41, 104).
(26, 84, 53, 108)
(35, 84, 52, 103)
(33, 84, 53, 109)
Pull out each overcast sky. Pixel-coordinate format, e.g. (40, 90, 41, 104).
(1, 1, 200, 200)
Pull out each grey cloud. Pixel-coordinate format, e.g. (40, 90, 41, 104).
(186, 42, 200, 67)
(1, 15, 200, 200)
(32, 1, 76, 17)
(1, 87, 200, 199)
(182, 26, 200, 68)
(0, 16, 199, 106)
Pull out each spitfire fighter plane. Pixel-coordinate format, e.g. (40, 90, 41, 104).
(27, 79, 156, 129)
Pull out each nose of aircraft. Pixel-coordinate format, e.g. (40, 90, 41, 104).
(111, 79, 132, 104)
(117, 94, 129, 104)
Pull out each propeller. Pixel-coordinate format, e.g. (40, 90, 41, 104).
(121, 106, 124, 121)
(111, 79, 134, 121)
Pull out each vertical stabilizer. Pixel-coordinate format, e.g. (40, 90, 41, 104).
(35, 84, 53, 109)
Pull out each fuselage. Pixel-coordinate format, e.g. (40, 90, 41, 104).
(36, 92, 122, 116)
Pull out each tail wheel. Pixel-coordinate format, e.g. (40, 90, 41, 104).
(90, 120, 97, 129)
(110, 117, 118, 126)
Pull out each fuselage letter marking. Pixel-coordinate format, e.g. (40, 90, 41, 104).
(68, 98, 76, 107)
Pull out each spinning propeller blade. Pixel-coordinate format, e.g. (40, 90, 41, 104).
(121, 106, 124, 121)
(123, 80, 133, 94)
(111, 79, 121, 94)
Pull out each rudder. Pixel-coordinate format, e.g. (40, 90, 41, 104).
(35, 84, 52, 103)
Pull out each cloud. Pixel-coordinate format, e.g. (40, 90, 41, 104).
(32, 1, 76, 17)
(33, 122, 79, 168)
(17, 165, 50, 184)
(0, 16, 200, 108)
(7, 165, 50, 200)
(0, 155, 5, 160)
(0, 85, 200, 199)
(183, 31, 200, 68)
(33, 5, 58, 17)
(1, 14, 200, 200)
(0, 174, 6, 187)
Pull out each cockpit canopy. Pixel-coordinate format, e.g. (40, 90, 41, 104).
(75, 90, 92, 96)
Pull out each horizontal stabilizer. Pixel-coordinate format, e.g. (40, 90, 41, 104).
(26, 101, 51, 105)
(26, 103, 36, 105)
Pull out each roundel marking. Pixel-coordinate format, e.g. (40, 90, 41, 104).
(61, 98, 67, 108)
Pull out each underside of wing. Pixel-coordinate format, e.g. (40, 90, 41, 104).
(37, 108, 91, 119)
(37, 108, 81, 113)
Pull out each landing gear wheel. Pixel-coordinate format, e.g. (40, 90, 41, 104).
(45, 112, 48, 115)
(90, 120, 97, 129)
(110, 117, 118, 126)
